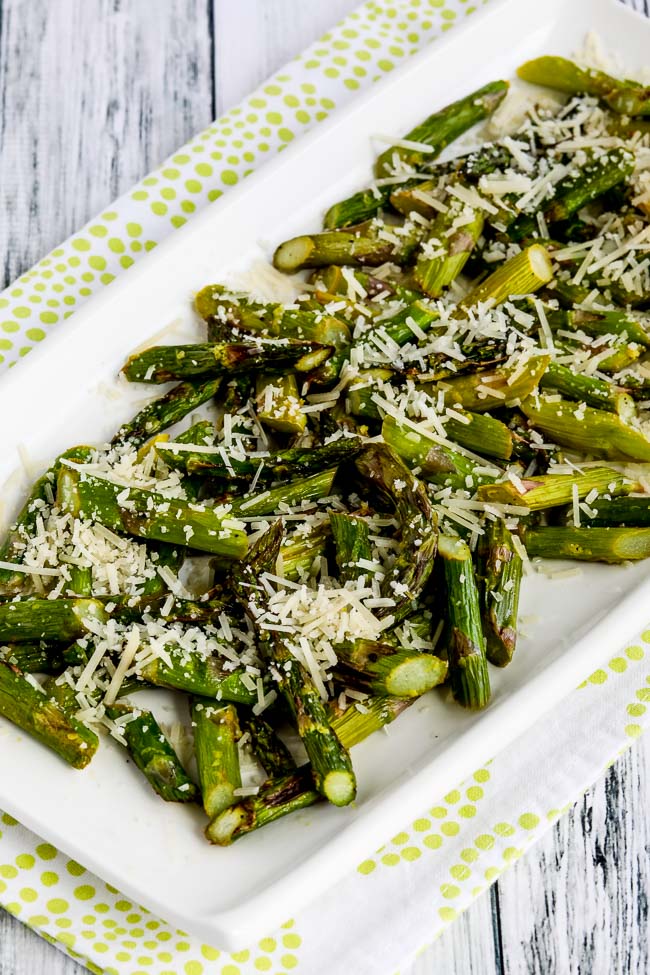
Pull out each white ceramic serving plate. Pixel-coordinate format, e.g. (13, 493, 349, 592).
(1, 0, 649, 949)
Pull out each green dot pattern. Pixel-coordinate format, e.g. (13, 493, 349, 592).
(0, 1, 649, 972)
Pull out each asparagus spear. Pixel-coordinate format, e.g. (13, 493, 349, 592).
(335, 639, 447, 697)
(0, 598, 107, 644)
(273, 218, 424, 274)
(280, 522, 331, 581)
(58, 467, 248, 560)
(540, 362, 636, 416)
(229, 469, 337, 518)
(321, 82, 508, 229)
(355, 444, 438, 622)
(587, 497, 650, 526)
(455, 245, 554, 312)
(0, 643, 65, 675)
(315, 298, 440, 384)
(191, 697, 242, 817)
(478, 521, 522, 668)
(521, 395, 650, 461)
(206, 765, 320, 845)
(123, 339, 332, 384)
(476, 467, 630, 510)
(255, 373, 306, 436)
(517, 56, 650, 117)
(240, 712, 296, 778)
(438, 535, 490, 709)
(381, 414, 500, 490)
(140, 649, 257, 705)
(330, 694, 412, 747)
(0, 660, 98, 768)
(375, 80, 509, 176)
(507, 149, 635, 241)
(157, 437, 362, 482)
(413, 195, 484, 297)
(232, 522, 357, 807)
(548, 308, 650, 348)
(523, 526, 650, 563)
(329, 512, 372, 583)
(0, 446, 93, 595)
(106, 702, 198, 802)
(111, 377, 222, 447)
(443, 410, 513, 461)
(435, 354, 551, 412)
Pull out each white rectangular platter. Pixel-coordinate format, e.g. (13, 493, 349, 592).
(1, 0, 649, 950)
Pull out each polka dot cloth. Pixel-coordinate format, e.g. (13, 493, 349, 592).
(0, 1, 648, 973)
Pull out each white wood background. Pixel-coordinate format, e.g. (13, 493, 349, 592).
(1, 1, 649, 973)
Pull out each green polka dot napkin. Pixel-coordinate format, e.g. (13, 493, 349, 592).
(0, 1, 648, 973)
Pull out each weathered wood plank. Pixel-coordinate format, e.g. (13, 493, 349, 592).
(410, 887, 500, 975)
(0, 0, 213, 287)
(495, 745, 650, 975)
(213, 0, 359, 113)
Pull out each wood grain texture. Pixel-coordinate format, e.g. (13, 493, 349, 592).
(0, 1, 648, 974)
(0, 0, 213, 287)
(496, 746, 650, 975)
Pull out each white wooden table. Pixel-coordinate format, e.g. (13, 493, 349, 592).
(1, 2, 649, 972)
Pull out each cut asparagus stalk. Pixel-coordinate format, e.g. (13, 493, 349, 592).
(273, 218, 424, 273)
(0, 660, 98, 768)
(233, 522, 356, 807)
(436, 354, 550, 412)
(523, 526, 650, 563)
(587, 497, 650, 526)
(140, 649, 257, 705)
(0, 598, 107, 644)
(67, 565, 93, 598)
(255, 373, 306, 436)
(548, 307, 650, 348)
(205, 766, 320, 845)
(191, 697, 242, 818)
(381, 414, 500, 490)
(106, 702, 198, 802)
(456, 245, 554, 312)
(272, 630, 356, 805)
(230, 469, 337, 518)
(540, 362, 636, 416)
(0, 643, 64, 675)
(507, 149, 635, 241)
(478, 521, 523, 668)
(0, 446, 93, 595)
(336, 640, 447, 697)
(315, 298, 440, 384)
(476, 467, 630, 510)
(375, 80, 509, 176)
(321, 82, 508, 228)
(111, 377, 222, 447)
(517, 56, 650, 117)
(240, 712, 296, 778)
(329, 512, 372, 583)
(330, 694, 412, 748)
(355, 443, 438, 622)
(443, 410, 513, 461)
(521, 395, 650, 461)
(157, 437, 362, 482)
(413, 196, 484, 297)
(323, 185, 395, 231)
(280, 523, 331, 581)
(438, 534, 490, 709)
(58, 467, 248, 560)
(122, 340, 331, 384)
(390, 179, 440, 219)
